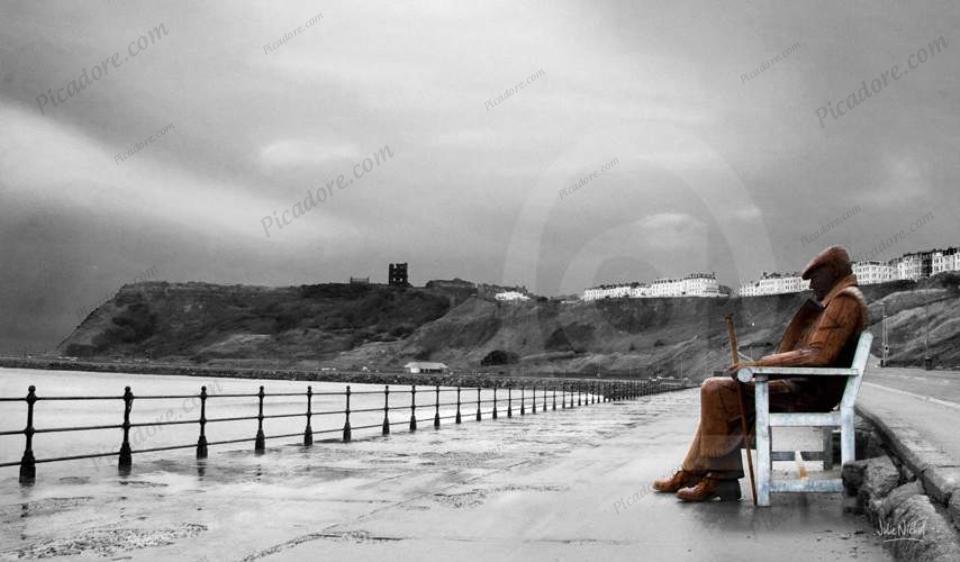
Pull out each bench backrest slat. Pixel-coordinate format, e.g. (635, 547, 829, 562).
(841, 331, 873, 408)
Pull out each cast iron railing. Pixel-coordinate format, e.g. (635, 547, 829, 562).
(1, 378, 688, 484)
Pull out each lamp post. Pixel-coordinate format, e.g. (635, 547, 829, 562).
(881, 302, 889, 367)
(923, 298, 932, 370)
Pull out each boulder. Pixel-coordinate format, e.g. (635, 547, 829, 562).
(879, 480, 924, 521)
(843, 456, 899, 501)
(885, 495, 960, 562)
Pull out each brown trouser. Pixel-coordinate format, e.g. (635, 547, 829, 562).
(681, 376, 805, 480)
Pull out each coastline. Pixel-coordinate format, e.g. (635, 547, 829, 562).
(0, 355, 648, 390)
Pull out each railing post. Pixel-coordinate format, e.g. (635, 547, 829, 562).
(520, 385, 526, 416)
(434, 384, 441, 429)
(476, 387, 482, 421)
(507, 386, 513, 418)
(343, 386, 352, 442)
(577, 382, 582, 407)
(382, 385, 391, 436)
(492, 385, 498, 420)
(119, 386, 134, 471)
(531, 384, 537, 414)
(196, 386, 208, 459)
(304, 386, 314, 446)
(19, 385, 37, 484)
(543, 385, 547, 412)
(561, 383, 566, 409)
(552, 387, 557, 411)
(254, 386, 266, 454)
(455, 385, 462, 424)
(409, 385, 418, 432)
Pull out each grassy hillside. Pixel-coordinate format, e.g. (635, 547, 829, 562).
(60, 282, 455, 363)
(56, 274, 960, 377)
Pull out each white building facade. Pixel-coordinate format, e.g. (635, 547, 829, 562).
(852, 261, 896, 285)
(681, 273, 721, 297)
(932, 248, 960, 275)
(494, 291, 530, 302)
(582, 273, 719, 300)
(738, 245, 957, 297)
(739, 282, 760, 297)
(892, 253, 925, 281)
(738, 272, 805, 296)
(582, 284, 634, 301)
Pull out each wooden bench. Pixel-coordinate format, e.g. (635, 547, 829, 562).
(736, 331, 873, 507)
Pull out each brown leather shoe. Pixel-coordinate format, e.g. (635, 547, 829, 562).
(652, 469, 703, 493)
(676, 477, 742, 502)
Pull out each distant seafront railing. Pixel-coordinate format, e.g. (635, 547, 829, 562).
(1, 379, 689, 485)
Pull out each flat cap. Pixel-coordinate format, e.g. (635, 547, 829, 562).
(801, 245, 853, 280)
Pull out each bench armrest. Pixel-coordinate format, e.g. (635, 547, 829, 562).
(736, 366, 859, 383)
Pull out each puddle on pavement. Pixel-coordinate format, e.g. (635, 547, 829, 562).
(0, 497, 94, 523)
(432, 483, 568, 509)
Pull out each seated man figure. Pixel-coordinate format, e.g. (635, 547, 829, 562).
(653, 245, 869, 502)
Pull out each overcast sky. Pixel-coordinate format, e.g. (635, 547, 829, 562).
(1, 0, 958, 352)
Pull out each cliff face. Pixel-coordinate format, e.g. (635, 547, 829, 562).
(57, 274, 960, 375)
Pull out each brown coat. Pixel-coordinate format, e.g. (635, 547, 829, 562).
(748, 273, 869, 409)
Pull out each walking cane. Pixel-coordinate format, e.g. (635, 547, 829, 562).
(725, 313, 757, 506)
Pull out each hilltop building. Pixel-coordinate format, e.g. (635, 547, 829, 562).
(738, 245, 959, 297)
(494, 290, 530, 302)
(388, 263, 409, 286)
(582, 273, 719, 301)
(933, 247, 960, 275)
(890, 252, 928, 281)
(739, 272, 804, 297)
(852, 262, 895, 285)
(583, 283, 638, 301)
(679, 272, 721, 297)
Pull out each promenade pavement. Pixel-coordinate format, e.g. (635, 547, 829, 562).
(859, 359, 960, 462)
(1, 387, 890, 561)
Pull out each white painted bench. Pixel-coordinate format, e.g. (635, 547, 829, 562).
(736, 331, 873, 507)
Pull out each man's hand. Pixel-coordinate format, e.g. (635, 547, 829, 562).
(724, 363, 741, 381)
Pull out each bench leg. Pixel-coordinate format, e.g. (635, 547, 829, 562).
(822, 428, 834, 471)
(755, 380, 771, 507)
(840, 407, 855, 466)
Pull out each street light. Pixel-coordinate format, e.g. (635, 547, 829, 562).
(923, 297, 932, 371)
(881, 302, 888, 367)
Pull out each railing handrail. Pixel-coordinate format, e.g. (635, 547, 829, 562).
(2, 377, 691, 484)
